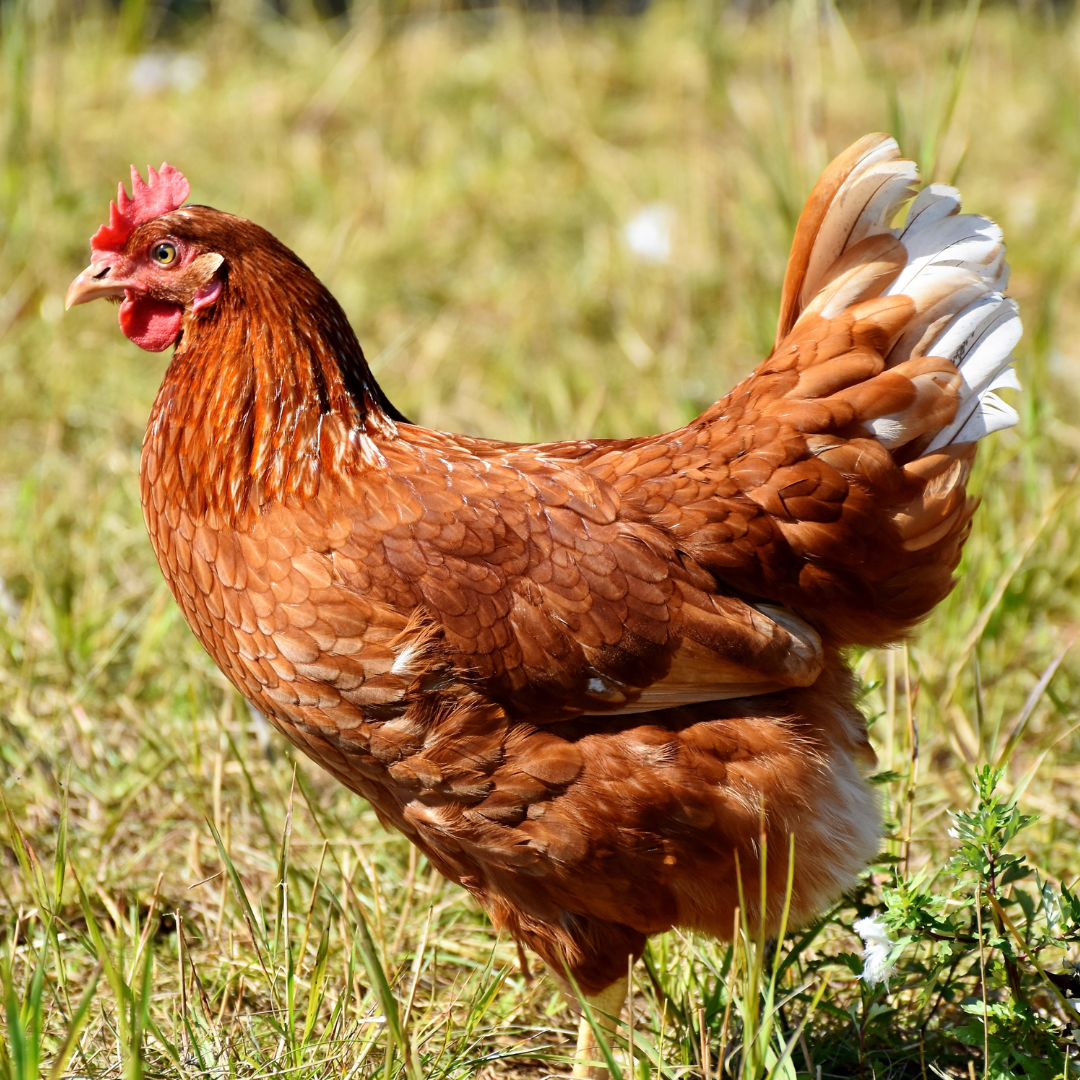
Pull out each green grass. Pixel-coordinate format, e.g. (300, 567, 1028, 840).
(4, 0, 1080, 1076)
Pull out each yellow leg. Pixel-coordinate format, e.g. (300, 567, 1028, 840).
(572, 977, 628, 1080)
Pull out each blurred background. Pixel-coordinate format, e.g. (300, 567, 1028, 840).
(4, 0, 1080, 1077)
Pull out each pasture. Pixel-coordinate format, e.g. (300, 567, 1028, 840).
(2, 0, 1080, 1075)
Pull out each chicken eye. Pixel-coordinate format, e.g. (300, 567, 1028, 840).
(152, 242, 178, 266)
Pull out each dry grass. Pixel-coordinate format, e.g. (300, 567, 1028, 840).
(3, 1, 1080, 1076)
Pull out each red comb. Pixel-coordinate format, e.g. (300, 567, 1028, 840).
(90, 163, 191, 254)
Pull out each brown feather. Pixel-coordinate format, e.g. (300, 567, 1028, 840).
(93, 134, 1017, 996)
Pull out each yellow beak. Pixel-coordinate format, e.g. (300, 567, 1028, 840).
(65, 263, 131, 309)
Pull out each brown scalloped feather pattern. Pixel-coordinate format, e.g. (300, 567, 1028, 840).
(131, 134, 1014, 993)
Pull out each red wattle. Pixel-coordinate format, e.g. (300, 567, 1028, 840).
(119, 294, 184, 352)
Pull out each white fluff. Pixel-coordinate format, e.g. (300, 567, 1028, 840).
(129, 52, 205, 97)
(623, 205, 674, 265)
(391, 641, 422, 676)
(853, 915, 898, 987)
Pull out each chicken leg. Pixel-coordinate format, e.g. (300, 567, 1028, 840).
(572, 977, 628, 1080)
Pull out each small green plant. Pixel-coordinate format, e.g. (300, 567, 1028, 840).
(856, 766, 1079, 1078)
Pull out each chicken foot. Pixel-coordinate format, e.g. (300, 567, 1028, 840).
(572, 976, 628, 1080)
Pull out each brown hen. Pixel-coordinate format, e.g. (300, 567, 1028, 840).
(68, 135, 1020, 1075)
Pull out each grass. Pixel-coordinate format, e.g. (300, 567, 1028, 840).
(3, 0, 1080, 1075)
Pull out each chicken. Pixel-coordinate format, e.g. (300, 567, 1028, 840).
(67, 134, 1020, 1076)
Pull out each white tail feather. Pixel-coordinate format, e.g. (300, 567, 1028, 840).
(902, 183, 962, 233)
(795, 137, 1021, 454)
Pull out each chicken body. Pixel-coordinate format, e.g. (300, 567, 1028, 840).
(69, 135, 1020, 997)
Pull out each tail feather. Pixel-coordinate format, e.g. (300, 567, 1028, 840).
(924, 297, 1021, 450)
(774, 133, 911, 346)
(902, 182, 962, 233)
(799, 234, 908, 325)
(711, 133, 1021, 644)
(886, 281, 997, 369)
(802, 159, 918, 297)
(776, 134, 1020, 456)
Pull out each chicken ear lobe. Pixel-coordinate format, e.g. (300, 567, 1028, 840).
(188, 252, 225, 313)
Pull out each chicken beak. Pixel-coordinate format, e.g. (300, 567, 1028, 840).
(65, 263, 131, 309)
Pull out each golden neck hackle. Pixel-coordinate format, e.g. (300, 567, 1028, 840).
(142, 220, 395, 523)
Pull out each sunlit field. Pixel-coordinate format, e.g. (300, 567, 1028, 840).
(3, 0, 1080, 1076)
